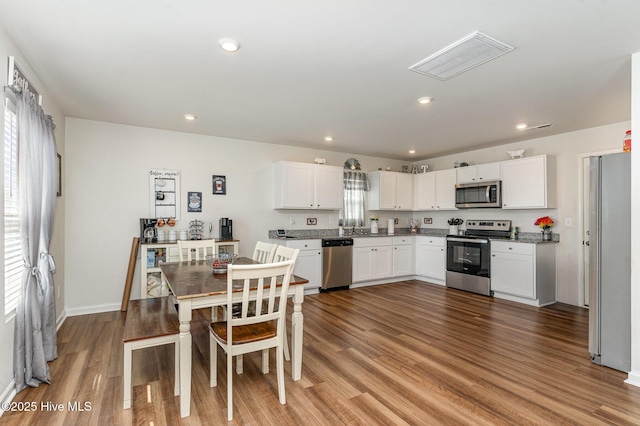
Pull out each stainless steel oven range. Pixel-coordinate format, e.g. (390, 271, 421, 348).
(446, 220, 511, 296)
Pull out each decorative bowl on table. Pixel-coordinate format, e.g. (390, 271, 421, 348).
(205, 253, 238, 274)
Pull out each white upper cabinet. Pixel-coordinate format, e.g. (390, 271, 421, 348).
(456, 162, 501, 184)
(413, 169, 457, 211)
(500, 155, 556, 209)
(368, 171, 414, 210)
(273, 161, 344, 209)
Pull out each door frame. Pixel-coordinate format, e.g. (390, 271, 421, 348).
(577, 148, 621, 307)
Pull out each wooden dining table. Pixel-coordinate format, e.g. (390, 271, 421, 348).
(159, 257, 308, 418)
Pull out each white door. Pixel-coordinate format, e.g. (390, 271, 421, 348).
(582, 156, 591, 306)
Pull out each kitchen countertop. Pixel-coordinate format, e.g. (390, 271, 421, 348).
(269, 228, 559, 243)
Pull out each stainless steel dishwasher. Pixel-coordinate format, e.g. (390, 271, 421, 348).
(321, 238, 353, 290)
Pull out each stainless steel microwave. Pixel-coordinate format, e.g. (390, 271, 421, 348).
(455, 180, 501, 208)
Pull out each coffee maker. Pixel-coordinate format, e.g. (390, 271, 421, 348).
(219, 218, 233, 240)
(140, 218, 158, 243)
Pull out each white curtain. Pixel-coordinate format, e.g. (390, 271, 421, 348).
(13, 92, 58, 393)
(342, 170, 369, 227)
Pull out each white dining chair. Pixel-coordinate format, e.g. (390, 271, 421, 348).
(252, 241, 277, 263)
(209, 259, 296, 421)
(272, 245, 299, 361)
(176, 239, 217, 261)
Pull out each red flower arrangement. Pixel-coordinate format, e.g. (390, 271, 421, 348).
(534, 216, 554, 229)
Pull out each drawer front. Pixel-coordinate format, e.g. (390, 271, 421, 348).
(416, 236, 445, 248)
(491, 241, 534, 256)
(353, 237, 393, 248)
(393, 236, 414, 246)
(285, 239, 321, 250)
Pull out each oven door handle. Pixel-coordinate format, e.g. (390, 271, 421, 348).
(447, 237, 489, 244)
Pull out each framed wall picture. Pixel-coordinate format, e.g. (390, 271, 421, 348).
(212, 175, 226, 195)
(187, 191, 202, 212)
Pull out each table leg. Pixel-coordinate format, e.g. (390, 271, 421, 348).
(291, 287, 304, 381)
(178, 299, 192, 418)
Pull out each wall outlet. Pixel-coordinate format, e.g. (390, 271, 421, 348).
(289, 217, 295, 225)
(424, 217, 432, 224)
(394, 218, 399, 225)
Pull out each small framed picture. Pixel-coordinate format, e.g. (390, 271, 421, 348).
(212, 175, 226, 195)
(187, 191, 202, 212)
(307, 218, 317, 226)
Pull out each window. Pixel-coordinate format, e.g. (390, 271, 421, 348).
(4, 104, 21, 318)
(341, 171, 369, 227)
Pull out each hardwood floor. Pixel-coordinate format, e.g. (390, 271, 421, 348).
(3, 280, 640, 425)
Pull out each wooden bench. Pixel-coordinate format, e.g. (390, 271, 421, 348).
(123, 297, 180, 409)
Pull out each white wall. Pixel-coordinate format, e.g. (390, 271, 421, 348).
(65, 117, 627, 313)
(0, 32, 66, 403)
(64, 118, 407, 312)
(415, 121, 628, 305)
(626, 52, 640, 386)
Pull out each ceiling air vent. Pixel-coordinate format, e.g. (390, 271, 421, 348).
(409, 31, 514, 81)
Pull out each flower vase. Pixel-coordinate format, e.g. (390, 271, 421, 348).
(542, 228, 552, 241)
(449, 225, 459, 235)
(371, 221, 378, 234)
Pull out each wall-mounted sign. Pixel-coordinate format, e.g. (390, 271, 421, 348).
(149, 169, 181, 220)
(212, 175, 226, 195)
(7, 56, 42, 105)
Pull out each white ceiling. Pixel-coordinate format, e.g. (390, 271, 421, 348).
(1, 1, 639, 161)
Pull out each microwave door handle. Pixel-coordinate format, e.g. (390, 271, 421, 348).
(486, 185, 491, 202)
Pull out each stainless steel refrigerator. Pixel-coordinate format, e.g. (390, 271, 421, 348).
(588, 152, 631, 372)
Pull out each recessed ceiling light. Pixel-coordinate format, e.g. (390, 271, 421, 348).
(409, 149, 416, 154)
(516, 123, 527, 130)
(184, 114, 197, 121)
(219, 38, 240, 52)
(417, 97, 432, 105)
(324, 136, 333, 142)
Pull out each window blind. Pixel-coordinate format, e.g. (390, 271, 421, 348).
(4, 106, 21, 319)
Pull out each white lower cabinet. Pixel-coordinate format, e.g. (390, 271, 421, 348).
(353, 237, 393, 283)
(392, 236, 414, 277)
(278, 239, 322, 293)
(414, 236, 446, 283)
(490, 241, 556, 306)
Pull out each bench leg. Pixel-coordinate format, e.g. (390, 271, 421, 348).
(123, 342, 132, 409)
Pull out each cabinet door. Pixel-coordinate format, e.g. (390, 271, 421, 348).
(314, 165, 344, 209)
(396, 173, 414, 210)
(378, 172, 397, 209)
(416, 243, 446, 281)
(456, 166, 478, 183)
(414, 172, 436, 210)
(295, 249, 322, 291)
(373, 246, 393, 279)
(434, 169, 457, 210)
(274, 162, 314, 208)
(491, 251, 535, 298)
(393, 244, 414, 277)
(501, 156, 548, 209)
(353, 247, 374, 282)
(476, 162, 501, 181)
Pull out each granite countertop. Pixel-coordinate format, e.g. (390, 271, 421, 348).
(269, 228, 559, 243)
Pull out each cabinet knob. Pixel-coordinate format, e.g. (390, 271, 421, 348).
(492, 254, 496, 257)
(508, 247, 513, 250)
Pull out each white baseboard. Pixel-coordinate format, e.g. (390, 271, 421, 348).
(625, 371, 640, 387)
(0, 380, 16, 417)
(65, 303, 121, 317)
(56, 310, 67, 331)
